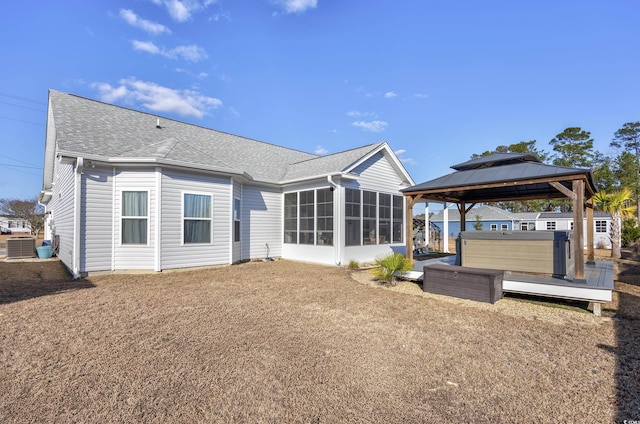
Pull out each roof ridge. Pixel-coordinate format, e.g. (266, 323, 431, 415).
(288, 142, 382, 166)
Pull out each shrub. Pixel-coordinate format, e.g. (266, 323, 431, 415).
(370, 253, 413, 286)
(622, 219, 640, 247)
(348, 259, 359, 269)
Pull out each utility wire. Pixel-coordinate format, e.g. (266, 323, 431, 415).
(0, 115, 44, 126)
(0, 101, 46, 113)
(0, 92, 46, 105)
(0, 163, 42, 169)
(0, 154, 40, 167)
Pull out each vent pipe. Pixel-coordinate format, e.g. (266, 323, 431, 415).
(156, 118, 161, 129)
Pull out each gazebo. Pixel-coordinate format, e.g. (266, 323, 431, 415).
(401, 153, 613, 315)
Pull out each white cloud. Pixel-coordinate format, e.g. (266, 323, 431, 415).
(352, 120, 388, 133)
(346, 110, 377, 118)
(394, 149, 416, 165)
(274, 0, 318, 14)
(132, 40, 208, 62)
(384, 91, 397, 98)
(413, 93, 429, 99)
(315, 145, 328, 155)
(120, 9, 171, 35)
(151, 0, 218, 22)
(93, 77, 222, 118)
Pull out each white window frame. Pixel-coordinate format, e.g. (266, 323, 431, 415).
(501, 224, 508, 230)
(595, 220, 607, 233)
(546, 221, 556, 230)
(490, 224, 498, 231)
(182, 191, 213, 245)
(120, 189, 150, 246)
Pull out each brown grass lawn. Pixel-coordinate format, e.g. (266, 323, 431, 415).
(1, 251, 639, 423)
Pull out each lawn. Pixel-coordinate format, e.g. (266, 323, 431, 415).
(1, 255, 639, 423)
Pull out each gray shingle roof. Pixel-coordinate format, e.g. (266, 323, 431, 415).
(49, 90, 386, 184)
(430, 205, 520, 222)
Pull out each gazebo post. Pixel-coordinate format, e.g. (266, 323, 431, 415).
(405, 194, 423, 262)
(459, 201, 466, 232)
(573, 180, 585, 281)
(586, 198, 595, 263)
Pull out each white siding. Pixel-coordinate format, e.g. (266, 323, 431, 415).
(80, 166, 114, 272)
(113, 168, 156, 270)
(160, 170, 231, 269)
(242, 185, 282, 260)
(48, 160, 75, 271)
(353, 152, 404, 193)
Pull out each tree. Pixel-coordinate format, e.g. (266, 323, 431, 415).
(471, 140, 549, 162)
(549, 127, 594, 168)
(0, 197, 44, 237)
(591, 151, 617, 192)
(592, 188, 636, 258)
(611, 121, 640, 221)
(473, 214, 483, 230)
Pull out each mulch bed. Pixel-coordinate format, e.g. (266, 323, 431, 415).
(1, 254, 639, 423)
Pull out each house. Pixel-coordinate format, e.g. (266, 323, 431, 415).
(0, 216, 31, 234)
(429, 204, 612, 248)
(39, 90, 414, 277)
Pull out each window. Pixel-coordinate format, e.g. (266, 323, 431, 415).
(234, 198, 241, 242)
(284, 193, 297, 244)
(316, 188, 333, 246)
(345, 188, 361, 246)
(122, 191, 148, 244)
(501, 224, 508, 230)
(362, 191, 377, 244)
(596, 220, 607, 233)
(520, 223, 528, 231)
(392, 195, 403, 243)
(378, 193, 391, 244)
(546, 221, 556, 230)
(299, 190, 315, 245)
(570, 221, 574, 230)
(490, 224, 498, 231)
(183, 193, 211, 244)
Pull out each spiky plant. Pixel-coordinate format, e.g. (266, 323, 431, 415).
(370, 253, 413, 286)
(593, 188, 636, 258)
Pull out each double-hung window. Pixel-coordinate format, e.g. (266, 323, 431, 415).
(362, 191, 377, 244)
(378, 193, 391, 244)
(183, 193, 212, 244)
(299, 190, 315, 245)
(595, 220, 607, 233)
(316, 188, 333, 246)
(546, 222, 556, 230)
(234, 198, 241, 242)
(345, 189, 361, 246)
(392, 195, 403, 243)
(284, 193, 298, 243)
(122, 191, 148, 244)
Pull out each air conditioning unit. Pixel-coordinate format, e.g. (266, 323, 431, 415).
(6, 237, 36, 259)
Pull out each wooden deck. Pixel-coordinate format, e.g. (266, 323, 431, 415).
(409, 257, 614, 316)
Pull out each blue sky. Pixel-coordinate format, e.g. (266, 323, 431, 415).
(1, 0, 639, 201)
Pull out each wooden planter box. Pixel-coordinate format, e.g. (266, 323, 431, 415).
(423, 264, 503, 304)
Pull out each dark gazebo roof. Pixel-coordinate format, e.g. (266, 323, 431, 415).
(402, 153, 597, 203)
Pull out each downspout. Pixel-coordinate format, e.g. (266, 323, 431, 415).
(327, 175, 341, 265)
(73, 157, 84, 278)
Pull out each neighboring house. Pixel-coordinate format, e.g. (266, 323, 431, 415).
(430, 205, 612, 248)
(537, 211, 612, 249)
(39, 90, 414, 277)
(430, 205, 526, 235)
(0, 216, 31, 234)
